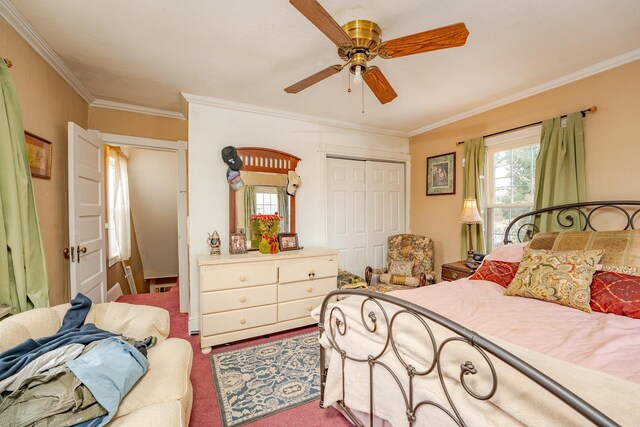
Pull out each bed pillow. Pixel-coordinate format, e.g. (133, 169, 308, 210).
(469, 260, 520, 288)
(505, 249, 603, 313)
(590, 271, 640, 319)
(388, 261, 413, 276)
(485, 242, 529, 263)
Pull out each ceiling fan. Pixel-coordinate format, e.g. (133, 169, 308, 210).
(284, 0, 469, 104)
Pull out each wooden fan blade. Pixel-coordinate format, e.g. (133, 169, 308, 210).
(379, 23, 469, 59)
(284, 64, 342, 94)
(363, 66, 397, 104)
(290, 0, 352, 46)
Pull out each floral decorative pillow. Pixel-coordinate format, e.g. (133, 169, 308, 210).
(469, 260, 520, 288)
(505, 249, 603, 313)
(388, 261, 413, 277)
(590, 271, 640, 319)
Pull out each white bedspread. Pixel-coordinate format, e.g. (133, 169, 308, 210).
(314, 280, 640, 426)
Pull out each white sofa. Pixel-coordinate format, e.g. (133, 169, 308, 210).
(0, 301, 193, 426)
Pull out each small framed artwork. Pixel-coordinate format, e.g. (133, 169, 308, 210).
(229, 228, 247, 254)
(426, 152, 455, 196)
(278, 233, 299, 251)
(25, 131, 52, 179)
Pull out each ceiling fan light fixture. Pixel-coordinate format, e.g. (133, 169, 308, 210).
(353, 65, 363, 84)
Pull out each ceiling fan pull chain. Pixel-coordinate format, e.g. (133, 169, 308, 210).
(347, 70, 351, 93)
(362, 82, 365, 114)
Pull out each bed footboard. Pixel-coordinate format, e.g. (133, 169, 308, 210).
(318, 289, 619, 427)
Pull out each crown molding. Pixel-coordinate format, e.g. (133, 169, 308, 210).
(181, 92, 409, 139)
(408, 48, 640, 138)
(91, 99, 185, 120)
(0, 0, 94, 104)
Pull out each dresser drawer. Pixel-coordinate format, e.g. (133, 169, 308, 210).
(201, 304, 277, 336)
(279, 276, 336, 302)
(200, 263, 277, 291)
(279, 296, 324, 322)
(202, 285, 277, 314)
(279, 258, 337, 284)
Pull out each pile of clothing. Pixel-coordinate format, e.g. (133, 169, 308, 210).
(0, 294, 157, 426)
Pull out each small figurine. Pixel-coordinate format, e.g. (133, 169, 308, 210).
(207, 231, 221, 255)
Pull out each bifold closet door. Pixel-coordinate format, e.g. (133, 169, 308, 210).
(326, 158, 367, 274)
(327, 158, 406, 273)
(366, 161, 405, 269)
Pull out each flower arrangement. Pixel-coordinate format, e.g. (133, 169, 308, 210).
(249, 213, 282, 254)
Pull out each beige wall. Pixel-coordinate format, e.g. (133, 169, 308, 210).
(410, 60, 640, 280)
(88, 106, 187, 141)
(1, 18, 89, 306)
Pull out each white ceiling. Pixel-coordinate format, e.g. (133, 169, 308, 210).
(7, 0, 640, 133)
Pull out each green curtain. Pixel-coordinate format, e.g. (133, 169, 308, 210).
(461, 137, 486, 258)
(533, 112, 586, 232)
(243, 185, 256, 241)
(277, 186, 289, 233)
(0, 60, 49, 312)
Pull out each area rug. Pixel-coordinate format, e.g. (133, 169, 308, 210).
(211, 331, 320, 426)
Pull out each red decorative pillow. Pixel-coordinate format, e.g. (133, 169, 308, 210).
(469, 260, 519, 288)
(590, 271, 640, 319)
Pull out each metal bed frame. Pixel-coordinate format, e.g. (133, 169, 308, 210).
(319, 201, 640, 427)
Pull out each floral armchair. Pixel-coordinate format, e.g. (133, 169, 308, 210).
(364, 234, 435, 292)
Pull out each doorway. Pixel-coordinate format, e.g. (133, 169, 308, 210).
(100, 132, 188, 313)
(68, 123, 188, 313)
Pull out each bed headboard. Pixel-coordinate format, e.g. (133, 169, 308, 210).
(503, 200, 640, 244)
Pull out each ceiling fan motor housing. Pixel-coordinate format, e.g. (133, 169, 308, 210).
(338, 20, 382, 73)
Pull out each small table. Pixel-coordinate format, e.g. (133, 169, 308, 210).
(441, 261, 474, 282)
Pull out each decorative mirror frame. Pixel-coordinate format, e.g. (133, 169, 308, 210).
(229, 147, 301, 236)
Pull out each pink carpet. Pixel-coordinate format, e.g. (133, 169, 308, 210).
(117, 286, 351, 426)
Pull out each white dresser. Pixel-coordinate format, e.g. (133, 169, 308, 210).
(197, 248, 338, 352)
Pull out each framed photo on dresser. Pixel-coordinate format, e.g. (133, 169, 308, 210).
(278, 233, 299, 251)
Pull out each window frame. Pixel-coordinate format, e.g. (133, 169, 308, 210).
(485, 125, 541, 251)
(254, 185, 279, 216)
(106, 152, 120, 267)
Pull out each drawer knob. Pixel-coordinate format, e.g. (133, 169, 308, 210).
(239, 296, 246, 303)
(308, 272, 316, 278)
(239, 318, 246, 325)
(307, 287, 313, 293)
(239, 275, 247, 282)
(306, 305, 313, 311)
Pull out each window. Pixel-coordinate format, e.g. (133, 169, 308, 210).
(254, 186, 278, 215)
(106, 146, 131, 266)
(485, 126, 541, 250)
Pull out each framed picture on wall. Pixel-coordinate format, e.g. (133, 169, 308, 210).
(25, 131, 52, 179)
(426, 152, 455, 195)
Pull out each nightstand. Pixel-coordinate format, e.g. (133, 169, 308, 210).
(441, 261, 474, 282)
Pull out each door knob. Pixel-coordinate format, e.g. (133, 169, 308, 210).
(64, 247, 75, 262)
(76, 246, 87, 263)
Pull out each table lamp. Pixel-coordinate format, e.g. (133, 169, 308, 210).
(458, 198, 483, 268)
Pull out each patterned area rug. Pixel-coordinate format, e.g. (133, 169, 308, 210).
(211, 331, 320, 426)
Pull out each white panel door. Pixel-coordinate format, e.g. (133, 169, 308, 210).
(366, 161, 405, 269)
(326, 158, 367, 274)
(68, 123, 107, 303)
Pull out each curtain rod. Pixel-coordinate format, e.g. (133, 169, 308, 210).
(2, 58, 12, 68)
(455, 106, 597, 146)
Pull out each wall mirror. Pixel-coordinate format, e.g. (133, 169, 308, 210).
(229, 148, 300, 250)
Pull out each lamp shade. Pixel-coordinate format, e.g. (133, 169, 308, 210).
(458, 198, 483, 224)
